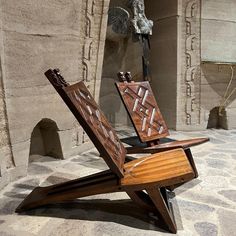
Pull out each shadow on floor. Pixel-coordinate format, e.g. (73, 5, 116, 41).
(18, 199, 180, 233)
(121, 136, 176, 147)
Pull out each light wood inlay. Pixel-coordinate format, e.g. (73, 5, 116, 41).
(116, 81, 169, 142)
(122, 149, 194, 187)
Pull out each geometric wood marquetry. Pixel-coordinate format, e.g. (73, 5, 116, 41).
(116, 81, 169, 143)
(116, 72, 209, 182)
(45, 69, 126, 178)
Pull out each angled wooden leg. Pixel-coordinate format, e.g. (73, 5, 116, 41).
(16, 170, 119, 213)
(126, 190, 156, 212)
(168, 148, 198, 191)
(167, 148, 197, 191)
(146, 187, 177, 234)
(185, 148, 198, 178)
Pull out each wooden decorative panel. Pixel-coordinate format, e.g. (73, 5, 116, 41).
(45, 69, 126, 178)
(116, 81, 169, 143)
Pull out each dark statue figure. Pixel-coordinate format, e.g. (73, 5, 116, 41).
(108, 0, 153, 36)
(129, 0, 153, 35)
(108, 0, 153, 81)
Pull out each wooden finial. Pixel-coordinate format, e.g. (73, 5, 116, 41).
(117, 72, 127, 82)
(125, 72, 133, 83)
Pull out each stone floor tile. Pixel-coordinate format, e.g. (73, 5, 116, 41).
(217, 209, 236, 236)
(194, 222, 218, 236)
(27, 164, 53, 175)
(218, 190, 236, 204)
(0, 128, 235, 235)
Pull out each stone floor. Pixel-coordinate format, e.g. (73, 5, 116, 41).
(0, 127, 236, 236)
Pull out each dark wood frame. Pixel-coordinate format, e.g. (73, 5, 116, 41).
(15, 69, 196, 234)
(116, 72, 209, 179)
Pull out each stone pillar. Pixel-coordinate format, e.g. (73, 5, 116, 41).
(146, 0, 179, 129)
(146, 0, 204, 130)
(178, 0, 203, 130)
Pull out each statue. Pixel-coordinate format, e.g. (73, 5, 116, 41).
(108, 0, 153, 81)
(129, 0, 153, 35)
(108, 0, 153, 36)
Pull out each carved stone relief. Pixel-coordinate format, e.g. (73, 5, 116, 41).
(183, 0, 201, 126)
(81, 0, 97, 143)
(83, 0, 95, 85)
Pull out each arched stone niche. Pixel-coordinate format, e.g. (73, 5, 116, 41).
(29, 119, 63, 162)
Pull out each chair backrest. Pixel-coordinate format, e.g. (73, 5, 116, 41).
(116, 72, 169, 143)
(45, 69, 126, 178)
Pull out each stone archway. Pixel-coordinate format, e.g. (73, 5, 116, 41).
(207, 107, 221, 129)
(29, 118, 63, 162)
(207, 107, 229, 130)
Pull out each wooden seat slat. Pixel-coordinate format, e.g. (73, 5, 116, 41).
(122, 149, 194, 187)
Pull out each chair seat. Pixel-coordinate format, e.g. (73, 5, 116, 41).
(122, 148, 194, 187)
(126, 137, 210, 154)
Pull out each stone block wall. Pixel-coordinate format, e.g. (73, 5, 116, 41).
(0, 0, 109, 189)
(178, 0, 203, 130)
(201, 0, 236, 129)
(146, 0, 178, 129)
(146, 0, 203, 130)
(146, 0, 236, 130)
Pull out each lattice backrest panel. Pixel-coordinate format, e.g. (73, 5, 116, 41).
(45, 69, 126, 178)
(116, 81, 169, 143)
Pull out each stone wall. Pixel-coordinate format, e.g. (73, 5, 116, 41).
(201, 0, 236, 63)
(0, 0, 109, 189)
(146, 0, 202, 130)
(0, 3, 18, 189)
(201, 0, 236, 129)
(146, 0, 178, 129)
(178, 0, 203, 130)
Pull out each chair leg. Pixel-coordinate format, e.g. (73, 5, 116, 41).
(185, 148, 198, 178)
(146, 187, 177, 234)
(16, 170, 120, 213)
(126, 190, 156, 212)
(166, 148, 197, 191)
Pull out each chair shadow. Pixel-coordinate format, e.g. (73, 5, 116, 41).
(174, 179, 202, 195)
(121, 136, 176, 147)
(4, 180, 189, 232)
(19, 199, 172, 233)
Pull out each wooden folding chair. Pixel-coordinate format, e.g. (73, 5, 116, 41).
(116, 72, 209, 179)
(15, 69, 195, 233)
